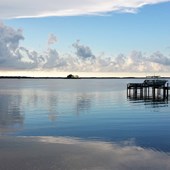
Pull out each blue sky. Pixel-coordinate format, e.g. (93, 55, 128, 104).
(1, 0, 170, 76)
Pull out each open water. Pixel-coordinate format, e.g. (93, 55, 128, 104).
(0, 79, 170, 169)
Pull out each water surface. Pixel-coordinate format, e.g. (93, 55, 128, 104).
(0, 79, 170, 169)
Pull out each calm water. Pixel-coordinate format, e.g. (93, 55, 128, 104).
(0, 79, 170, 152)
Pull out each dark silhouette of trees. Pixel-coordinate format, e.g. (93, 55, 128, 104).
(66, 74, 80, 79)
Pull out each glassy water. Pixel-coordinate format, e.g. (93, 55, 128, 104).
(0, 79, 170, 156)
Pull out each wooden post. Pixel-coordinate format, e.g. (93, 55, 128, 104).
(140, 87, 143, 98)
(167, 83, 169, 99)
(163, 86, 166, 99)
(152, 87, 155, 99)
(134, 87, 137, 97)
(148, 87, 150, 97)
(144, 87, 147, 98)
(157, 88, 160, 97)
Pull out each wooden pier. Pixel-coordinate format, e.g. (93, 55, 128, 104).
(127, 78, 169, 100)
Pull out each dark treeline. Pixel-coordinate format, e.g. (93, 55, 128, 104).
(0, 76, 169, 79)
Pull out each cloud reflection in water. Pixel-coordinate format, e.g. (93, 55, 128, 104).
(76, 94, 92, 115)
(0, 136, 170, 170)
(0, 94, 24, 134)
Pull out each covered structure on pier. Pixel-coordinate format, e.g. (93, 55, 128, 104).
(127, 76, 169, 100)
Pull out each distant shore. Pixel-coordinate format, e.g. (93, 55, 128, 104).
(0, 76, 170, 79)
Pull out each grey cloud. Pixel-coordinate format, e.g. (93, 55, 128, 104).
(43, 49, 59, 68)
(149, 51, 170, 66)
(115, 54, 126, 66)
(128, 51, 145, 62)
(0, 23, 26, 68)
(73, 41, 95, 60)
(0, 23, 60, 69)
(0, 23, 24, 50)
(97, 51, 170, 72)
(16, 47, 44, 68)
(0, 23, 23, 52)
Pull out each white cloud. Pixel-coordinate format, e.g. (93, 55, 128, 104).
(43, 49, 59, 68)
(48, 34, 57, 46)
(0, 0, 170, 18)
(0, 22, 170, 74)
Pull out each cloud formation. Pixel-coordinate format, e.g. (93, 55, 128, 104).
(0, 23, 170, 74)
(0, 22, 25, 69)
(73, 40, 95, 60)
(0, 0, 170, 18)
(48, 34, 57, 46)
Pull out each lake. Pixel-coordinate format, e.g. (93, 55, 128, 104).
(0, 79, 170, 170)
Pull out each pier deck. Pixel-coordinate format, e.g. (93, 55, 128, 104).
(127, 79, 169, 99)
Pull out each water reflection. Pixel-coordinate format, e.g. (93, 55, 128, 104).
(46, 94, 59, 121)
(0, 79, 170, 155)
(0, 94, 24, 134)
(128, 95, 169, 108)
(76, 94, 92, 115)
(0, 136, 170, 170)
(0, 88, 94, 127)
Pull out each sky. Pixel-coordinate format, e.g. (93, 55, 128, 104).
(0, 0, 170, 77)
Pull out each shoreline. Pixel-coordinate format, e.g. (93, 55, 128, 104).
(0, 76, 170, 79)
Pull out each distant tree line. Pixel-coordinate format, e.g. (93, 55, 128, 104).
(66, 74, 80, 79)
